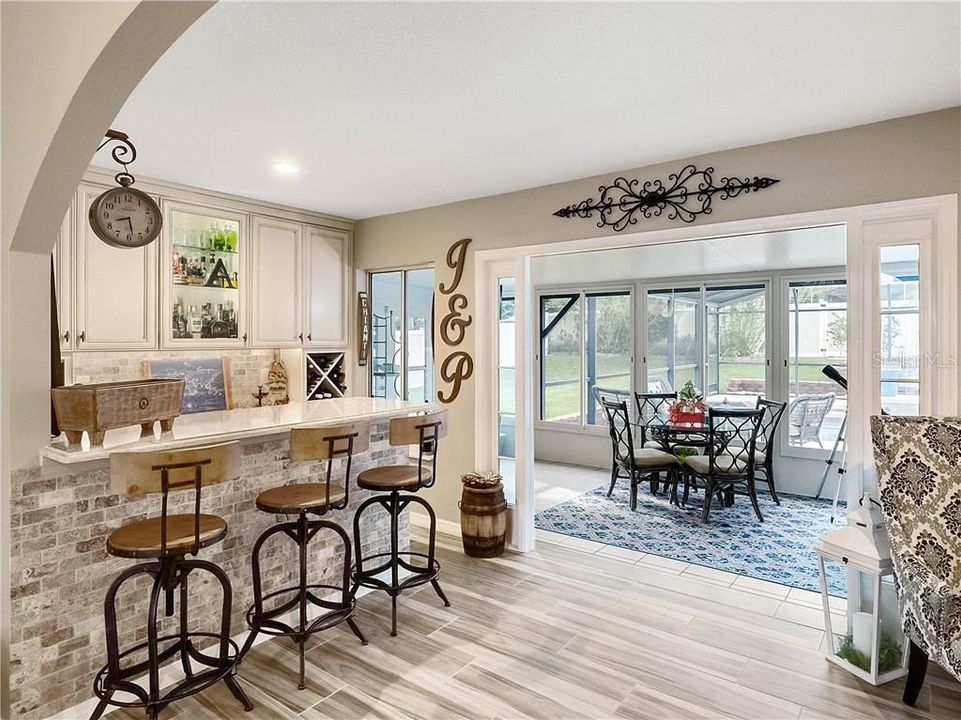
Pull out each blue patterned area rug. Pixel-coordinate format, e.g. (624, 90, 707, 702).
(535, 482, 847, 597)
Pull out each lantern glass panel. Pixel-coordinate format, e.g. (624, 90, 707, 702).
(822, 562, 904, 675)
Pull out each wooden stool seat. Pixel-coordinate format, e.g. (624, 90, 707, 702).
(357, 464, 431, 491)
(255, 483, 346, 514)
(106, 514, 227, 559)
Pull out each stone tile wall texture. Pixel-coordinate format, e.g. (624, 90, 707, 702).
(9, 421, 409, 718)
(69, 349, 284, 410)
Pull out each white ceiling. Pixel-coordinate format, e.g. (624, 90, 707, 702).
(102, 2, 960, 219)
(532, 225, 846, 286)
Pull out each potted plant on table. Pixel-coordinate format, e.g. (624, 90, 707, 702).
(669, 380, 706, 425)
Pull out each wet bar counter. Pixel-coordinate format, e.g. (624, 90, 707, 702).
(41, 397, 431, 465)
(13, 397, 431, 718)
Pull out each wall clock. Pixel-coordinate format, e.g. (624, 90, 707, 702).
(88, 129, 162, 249)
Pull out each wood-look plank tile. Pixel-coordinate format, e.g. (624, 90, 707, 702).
(239, 634, 345, 712)
(732, 574, 792, 599)
(452, 663, 573, 719)
(301, 685, 414, 719)
(619, 661, 803, 719)
(682, 564, 739, 586)
(739, 658, 938, 720)
(616, 682, 734, 719)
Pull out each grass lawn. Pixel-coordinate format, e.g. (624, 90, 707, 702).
(535, 352, 846, 422)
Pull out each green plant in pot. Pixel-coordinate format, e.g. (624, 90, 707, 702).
(669, 381, 706, 424)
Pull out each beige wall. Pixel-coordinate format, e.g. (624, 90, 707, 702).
(353, 107, 961, 526)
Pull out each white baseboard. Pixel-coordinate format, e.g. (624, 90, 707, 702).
(409, 509, 461, 539)
(51, 573, 401, 720)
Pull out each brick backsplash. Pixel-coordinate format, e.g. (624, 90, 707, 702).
(10, 422, 408, 718)
(69, 349, 288, 409)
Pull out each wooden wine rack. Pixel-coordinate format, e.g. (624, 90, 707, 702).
(306, 352, 347, 400)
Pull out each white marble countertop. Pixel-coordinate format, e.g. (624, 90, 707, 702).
(42, 397, 435, 466)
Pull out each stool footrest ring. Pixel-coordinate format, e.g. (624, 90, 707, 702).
(353, 550, 441, 593)
(93, 632, 242, 712)
(246, 583, 357, 641)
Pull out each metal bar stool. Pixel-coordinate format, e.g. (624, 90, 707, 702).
(240, 423, 369, 690)
(352, 411, 450, 636)
(91, 442, 253, 720)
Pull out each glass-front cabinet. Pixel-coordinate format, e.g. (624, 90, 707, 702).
(162, 201, 247, 347)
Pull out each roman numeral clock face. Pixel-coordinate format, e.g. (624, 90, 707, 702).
(89, 187, 162, 249)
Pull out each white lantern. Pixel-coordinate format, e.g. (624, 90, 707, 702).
(815, 493, 908, 685)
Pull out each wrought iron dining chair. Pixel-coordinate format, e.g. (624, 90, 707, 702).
(634, 391, 678, 494)
(754, 398, 788, 505)
(871, 415, 961, 704)
(600, 398, 678, 509)
(683, 407, 765, 523)
(592, 386, 633, 496)
(633, 391, 678, 449)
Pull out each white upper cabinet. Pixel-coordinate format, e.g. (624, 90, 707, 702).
(304, 226, 349, 347)
(75, 184, 158, 350)
(251, 217, 303, 347)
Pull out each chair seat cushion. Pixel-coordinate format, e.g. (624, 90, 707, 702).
(642, 440, 665, 450)
(256, 483, 346, 513)
(633, 448, 678, 468)
(686, 453, 748, 475)
(357, 465, 430, 490)
(107, 514, 227, 558)
(754, 451, 767, 466)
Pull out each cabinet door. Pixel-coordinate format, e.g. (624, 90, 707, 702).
(304, 226, 348, 346)
(53, 203, 73, 351)
(251, 216, 302, 347)
(162, 200, 247, 348)
(75, 185, 157, 350)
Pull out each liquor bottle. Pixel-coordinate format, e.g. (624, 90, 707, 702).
(189, 305, 202, 336)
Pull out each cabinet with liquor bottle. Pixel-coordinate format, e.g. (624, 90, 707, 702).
(162, 200, 247, 347)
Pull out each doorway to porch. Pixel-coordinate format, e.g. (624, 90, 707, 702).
(479, 195, 957, 600)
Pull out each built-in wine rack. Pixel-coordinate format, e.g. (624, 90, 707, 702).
(306, 352, 347, 400)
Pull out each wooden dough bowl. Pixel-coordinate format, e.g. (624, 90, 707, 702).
(52, 379, 186, 446)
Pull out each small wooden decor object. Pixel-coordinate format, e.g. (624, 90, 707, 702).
(357, 291, 370, 367)
(266, 349, 289, 405)
(459, 471, 507, 558)
(437, 238, 474, 404)
(52, 378, 185, 446)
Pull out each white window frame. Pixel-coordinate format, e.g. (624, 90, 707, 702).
(778, 269, 849, 460)
(638, 276, 773, 404)
(534, 283, 635, 434)
(366, 264, 434, 402)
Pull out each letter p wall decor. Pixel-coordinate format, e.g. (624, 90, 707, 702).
(436, 238, 473, 404)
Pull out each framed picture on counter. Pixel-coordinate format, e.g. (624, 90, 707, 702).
(147, 357, 231, 414)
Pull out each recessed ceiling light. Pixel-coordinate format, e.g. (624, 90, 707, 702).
(272, 162, 299, 174)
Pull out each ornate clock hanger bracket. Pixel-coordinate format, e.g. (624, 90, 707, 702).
(97, 128, 139, 187)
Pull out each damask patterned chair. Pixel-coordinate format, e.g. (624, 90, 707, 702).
(871, 415, 961, 704)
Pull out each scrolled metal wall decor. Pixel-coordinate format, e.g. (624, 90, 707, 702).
(553, 164, 779, 231)
(436, 238, 474, 404)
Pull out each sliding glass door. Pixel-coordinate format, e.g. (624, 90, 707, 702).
(369, 267, 435, 403)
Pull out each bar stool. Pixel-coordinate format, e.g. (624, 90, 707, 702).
(91, 443, 252, 720)
(352, 411, 450, 636)
(241, 423, 369, 690)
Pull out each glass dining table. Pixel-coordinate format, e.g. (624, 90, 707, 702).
(631, 416, 736, 506)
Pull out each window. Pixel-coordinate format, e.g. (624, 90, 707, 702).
(369, 268, 435, 402)
(878, 245, 920, 415)
(539, 289, 632, 427)
(645, 284, 766, 402)
(497, 278, 516, 459)
(786, 279, 847, 449)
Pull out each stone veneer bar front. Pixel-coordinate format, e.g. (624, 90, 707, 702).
(10, 398, 430, 718)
